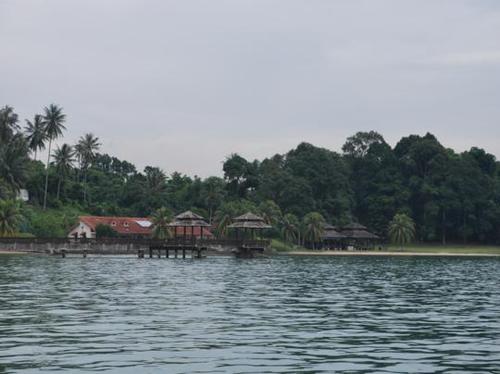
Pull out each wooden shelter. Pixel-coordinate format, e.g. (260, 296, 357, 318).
(340, 223, 380, 250)
(227, 212, 272, 239)
(227, 212, 272, 257)
(321, 224, 346, 250)
(168, 211, 210, 242)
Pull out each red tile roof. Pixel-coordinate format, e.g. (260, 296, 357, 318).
(78, 216, 214, 238)
(79, 216, 152, 236)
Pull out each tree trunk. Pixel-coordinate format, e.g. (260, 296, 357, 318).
(43, 139, 52, 210)
(463, 211, 467, 245)
(441, 209, 446, 246)
(56, 176, 62, 200)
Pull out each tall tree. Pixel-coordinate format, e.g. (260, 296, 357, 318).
(303, 212, 325, 250)
(42, 104, 66, 209)
(0, 107, 29, 198)
(388, 213, 415, 250)
(281, 213, 299, 244)
(76, 133, 101, 203)
(24, 114, 47, 160)
(202, 176, 226, 224)
(151, 207, 172, 240)
(52, 144, 75, 200)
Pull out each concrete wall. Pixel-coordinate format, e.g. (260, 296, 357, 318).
(0, 240, 150, 255)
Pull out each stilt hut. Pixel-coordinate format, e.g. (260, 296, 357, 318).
(340, 223, 379, 250)
(168, 211, 211, 243)
(227, 212, 272, 239)
(321, 224, 346, 250)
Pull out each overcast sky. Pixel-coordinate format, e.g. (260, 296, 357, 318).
(1, 0, 500, 177)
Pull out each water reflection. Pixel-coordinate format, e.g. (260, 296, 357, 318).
(0, 255, 499, 373)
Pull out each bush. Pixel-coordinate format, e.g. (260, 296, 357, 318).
(95, 223, 118, 238)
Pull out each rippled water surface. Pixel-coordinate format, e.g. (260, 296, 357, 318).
(1, 254, 500, 373)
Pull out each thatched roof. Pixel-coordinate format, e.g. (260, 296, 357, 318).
(228, 212, 272, 229)
(168, 210, 210, 227)
(322, 228, 346, 240)
(341, 223, 379, 239)
(342, 222, 368, 230)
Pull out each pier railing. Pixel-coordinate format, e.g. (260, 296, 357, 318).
(0, 237, 271, 248)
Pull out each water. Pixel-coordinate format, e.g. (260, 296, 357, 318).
(0, 254, 499, 373)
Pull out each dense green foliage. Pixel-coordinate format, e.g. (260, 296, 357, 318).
(95, 223, 118, 238)
(1, 105, 500, 243)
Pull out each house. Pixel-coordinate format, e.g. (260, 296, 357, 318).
(68, 216, 153, 239)
(68, 214, 214, 239)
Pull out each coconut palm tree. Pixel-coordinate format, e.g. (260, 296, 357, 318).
(0, 107, 29, 198)
(151, 207, 172, 240)
(281, 213, 299, 244)
(215, 213, 232, 238)
(303, 212, 325, 250)
(76, 133, 100, 203)
(0, 199, 22, 237)
(0, 105, 19, 141)
(388, 213, 415, 250)
(24, 114, 47, 160)
(52, 144, 75, 200)
(42, 104, 66, 209)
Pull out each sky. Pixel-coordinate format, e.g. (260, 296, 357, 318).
(1, 0, 500, 177)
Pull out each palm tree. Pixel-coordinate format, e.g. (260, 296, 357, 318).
(0, 105, 19, 141)
(0, 200, 22, 237)
(52, 144, 75, 200)
(215, 213, 232, 238)
(303, 212, 326, 250)
(42, 104, 66, 209)
(0, 107, 29, 198)
(0, 133, 29, 197)
(388, 213, 415, 250)
(76, 133, 100, 203)
(151, 207, 172, 240)
(24, 114, 47, 160)
(281, 213, 299, 244)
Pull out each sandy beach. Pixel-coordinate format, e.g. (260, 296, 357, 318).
(285, 251, 500, 257)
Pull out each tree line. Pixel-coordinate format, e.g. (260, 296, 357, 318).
(1, 105, 499, 245)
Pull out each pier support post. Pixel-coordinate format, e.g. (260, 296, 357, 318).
(61, 250, 66, 258)
(149, 248, 153, 258)
(166, 249, 169, 258)
(175, 249, 178, 258)
(182, 248, 186, 259)
(83, 250, 87, 258)
(157, 249, 161, 258)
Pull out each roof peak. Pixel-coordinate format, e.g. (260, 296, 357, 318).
(233, 212, 266, 222)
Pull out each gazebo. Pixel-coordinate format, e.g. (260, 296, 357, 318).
(321, 224, 346, 250)
(227, 212, 272, 240)
(168, 210, 210, 242)
(340, 223, 380, 250)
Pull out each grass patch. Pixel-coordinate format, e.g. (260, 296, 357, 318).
(270, 239, 305, 252)
(385, 244, 500, 254)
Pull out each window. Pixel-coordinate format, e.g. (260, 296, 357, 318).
(123, 221, 129, 227)
(111, 221, 116, 227)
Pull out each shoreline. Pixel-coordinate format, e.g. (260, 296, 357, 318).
(284, 250, 500, 257)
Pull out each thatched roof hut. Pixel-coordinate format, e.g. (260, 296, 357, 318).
(228, 212, 272, 230)
(168, 210, 210, 227)
(322, 225, 346, 240)
(341, 223, 379, 239)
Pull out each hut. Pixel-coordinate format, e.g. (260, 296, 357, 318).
(168, 211, 211, 242)
(227, 212, 272, 239)
(321, 224, 346, 250)
(340, 223, 380, 250)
